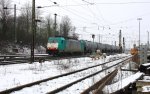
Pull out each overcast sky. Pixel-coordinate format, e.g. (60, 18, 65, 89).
(11, 0, 150, 48)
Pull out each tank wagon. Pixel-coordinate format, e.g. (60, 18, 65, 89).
(47, 37, 120, 55)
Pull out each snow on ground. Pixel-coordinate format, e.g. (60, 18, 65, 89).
(0, 42, 46, 55)
(0, 54, 132, 94)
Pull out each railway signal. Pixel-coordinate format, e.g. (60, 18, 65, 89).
(92, 34, 95, 42)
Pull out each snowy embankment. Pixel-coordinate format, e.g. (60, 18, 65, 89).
(0, 54, 133, 94)
(0, 41, 46, 55)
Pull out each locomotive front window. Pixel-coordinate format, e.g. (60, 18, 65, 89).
(49, 40, 57, 43)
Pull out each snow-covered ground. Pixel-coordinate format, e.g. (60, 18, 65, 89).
(0, 54, 140, 94)
(0, 42, 46, 55)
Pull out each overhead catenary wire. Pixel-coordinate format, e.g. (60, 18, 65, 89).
(72, 0, 96, 20)
(13, 1, 150, 28)
(60, 7, 94, 23)
(70, 0, 107, 30)
(52, 1, 150, 30)
(11, 0, 150, 34)
(86, 4, 103, 23)
(82, 0, 104, 24)
(94, 4, 112, 26)
(35, 1, 150, 8)
(12, 1, 150, 9)
(33, 1, 150, 27)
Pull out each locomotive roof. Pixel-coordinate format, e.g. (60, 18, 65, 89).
(54, 36, 78, 40)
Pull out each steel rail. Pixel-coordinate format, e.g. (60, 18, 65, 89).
(0, 54, 50, 65)
(46, 57, 131, 94)
(0, 56, 131, 94)
(81, 69, 118, 94)
(0, 54, 88, 65)
(93, 69, 118, 94)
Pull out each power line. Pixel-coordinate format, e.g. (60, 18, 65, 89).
(60, 7, 93, 23)
(104, 12, 150, 27)
(85, 1, 150, 5)
(86, 4, 103, 23)
(94, 4, 111, 25)
(11, 1, 150, 9)
(72, 0, 96, 20)
(38, 1, 150, 8)
(14, 1, 150, 9)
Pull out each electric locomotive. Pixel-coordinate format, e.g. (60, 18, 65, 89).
(47, 37, 84, 55)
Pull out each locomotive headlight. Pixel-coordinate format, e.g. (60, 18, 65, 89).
(47, 43, 51, 48)
(47, 43, 58, 49)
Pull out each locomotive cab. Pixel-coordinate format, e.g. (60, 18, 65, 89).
(47, 37, 65, 55)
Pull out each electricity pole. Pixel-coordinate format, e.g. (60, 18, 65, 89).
(137, 18, 142, 50)
(31, 0, 36, 63)
(92, 34, 95, 53)
(99, 34, 100, 43)
(123, 37, 125, 53)
(119, 30, 122, 53)
(148, 31, 149, 50)
(14, 4, 16, 43)
(54, 13, 57, 37)
(137, 18, 142, 64)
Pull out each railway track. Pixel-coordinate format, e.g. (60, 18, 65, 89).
(81, 69, 118, 94)
(0, 54, 88, 65)
(0, 56, 132, 94)
(0, 54, 48, 64)
(0, 53, 130, 65)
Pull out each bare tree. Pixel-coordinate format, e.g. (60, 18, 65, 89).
(16, 2, 32, 43)
(0, 0, 11, 40)
(21, 2, 32, 34)
(44, 15, 54, 38)
(17, 2, 42, 44)
(60, 16, 72, 38)
(72, 26, 78, 39)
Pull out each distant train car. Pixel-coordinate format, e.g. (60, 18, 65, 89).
(92, 42, 98, 52)
(110, 45, 115, 53)
(97, 43, 104, 52)
(81, 40, 99, 54)
(106, 44, 111, 52)
(81, 40, 93, 54)
(47, 37, 84, 55)
(102, 44, 107, 53)
(115, 46, 120, 53)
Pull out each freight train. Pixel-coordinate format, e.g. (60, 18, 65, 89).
(46, 37, 120, 56)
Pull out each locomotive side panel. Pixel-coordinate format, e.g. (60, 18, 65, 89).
(84, 41, 93, 53)
(65, 39, 82, 53)
(92, 42, 98, 52)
